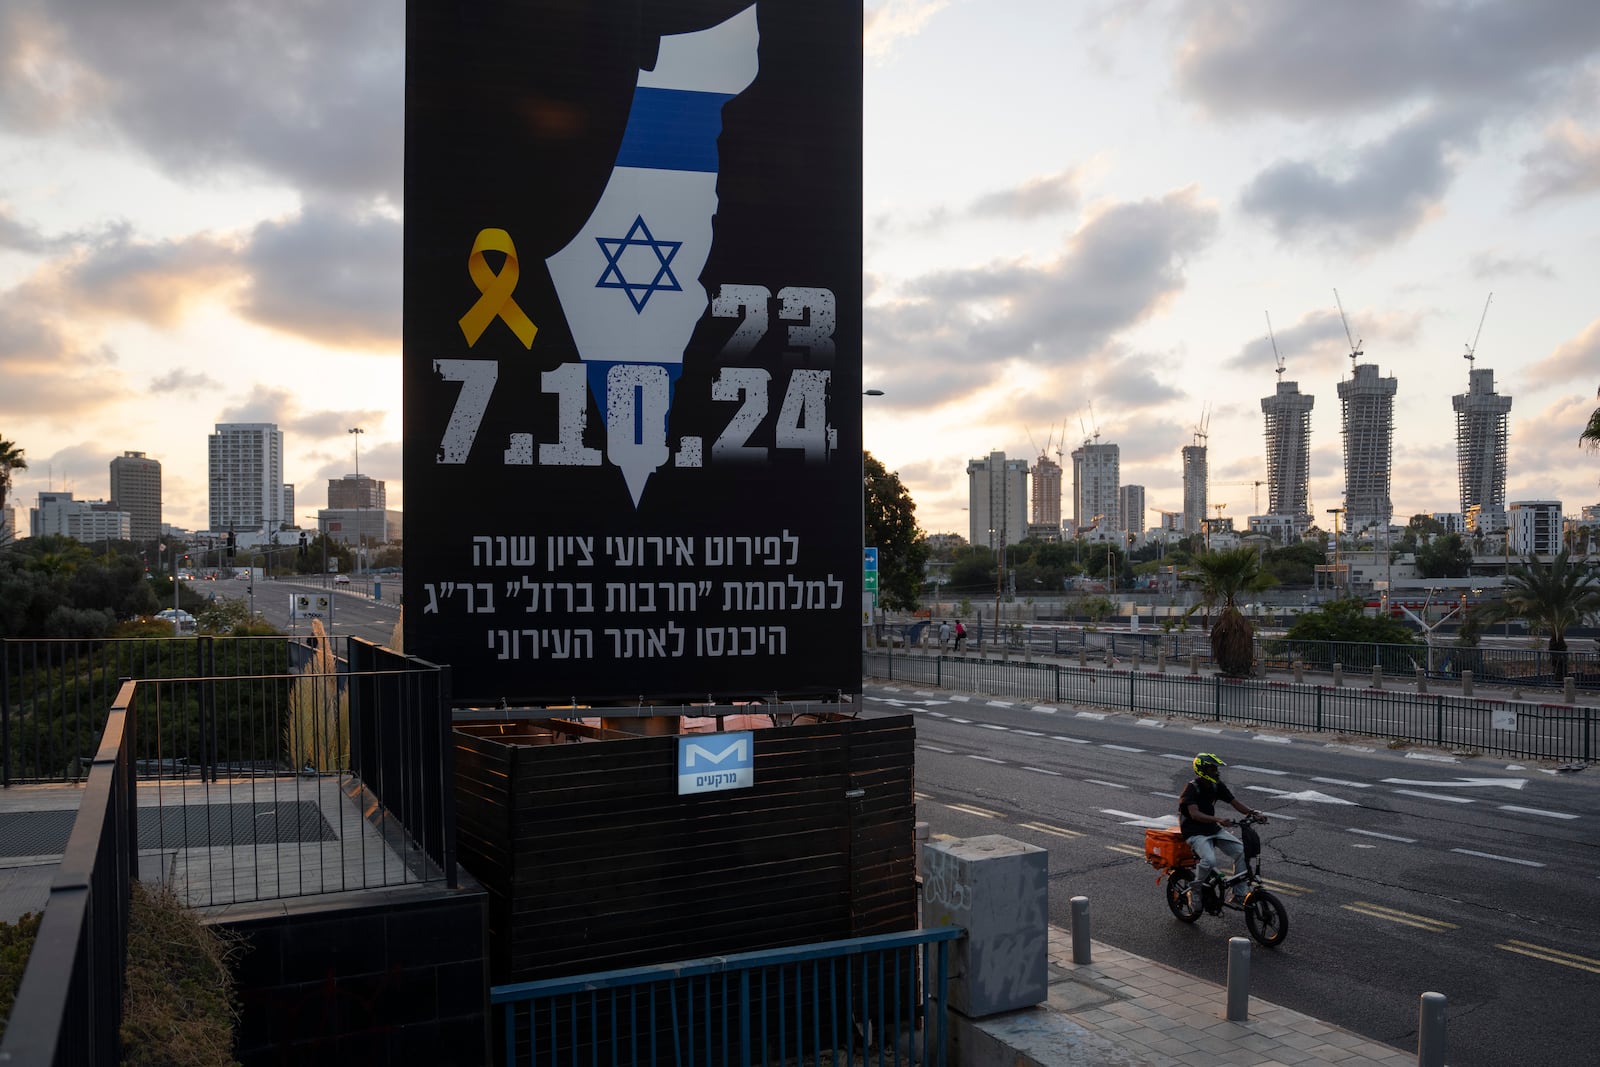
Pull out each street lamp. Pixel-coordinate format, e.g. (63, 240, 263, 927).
(1326, 507, 1345, 598)
(348, 427, 364, 575)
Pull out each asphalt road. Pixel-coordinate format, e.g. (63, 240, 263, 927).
(198, 575, 402, 647)
(865, 679, 1600, 1067)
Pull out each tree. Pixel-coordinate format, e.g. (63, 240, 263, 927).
(0, 435, 26, 517)
(1181, 546, 1264, 676)
(863, 452, 929, 612)
(1581, 384, 1600, 454)
(1285, 598, 1416, 646)
(1477, 549, 1600, 680)
(1414, 532, 1473, 578)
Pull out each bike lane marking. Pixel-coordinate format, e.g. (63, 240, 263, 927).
(1342, 902, 1458, 931)
(1392, 789, 1475, 804)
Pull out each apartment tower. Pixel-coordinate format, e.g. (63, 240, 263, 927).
(109, 450, 162, 543)
(1337, 363, 1397, 535)
(1070, 441, 1120, 533)
(1181, 443, 1207, 535)
(208, 423, 287, 535)
(967, 452, 1029, 550)
(1452, 367, 1512, 534)
(1261, 380, 1315, 529)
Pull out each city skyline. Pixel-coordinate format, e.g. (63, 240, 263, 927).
(1, 3, 1598, 535)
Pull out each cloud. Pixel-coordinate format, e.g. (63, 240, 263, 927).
(865, 0, 952, 59)
(1519, 120, 1600, 203)
(1522, 317, 1600, 386)
(0, 1, 404, 202)
(969, 169, 1082, 220)
(0, 204, 49, 253)
(237, 206, 402, 349)
(45, 227, 240, 328)
(1174, 1, 1600, 119)
(0, 299, 131, 422)
(1468, 250, 1556, 280)
(865, 189, 1218, 408)
(1239, 109, 1477, 247)
(1223, 309, 1348, 373)
(150, 369, 218, 395)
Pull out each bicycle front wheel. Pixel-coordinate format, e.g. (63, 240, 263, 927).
(1244, 890, 1288, 947)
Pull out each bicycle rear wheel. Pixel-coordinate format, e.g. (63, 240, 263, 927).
(1244, 890, 1288, 947)
(1166, 872, 1202, 923)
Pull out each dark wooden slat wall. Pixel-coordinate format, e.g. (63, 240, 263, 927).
(453, 716, 917, 984)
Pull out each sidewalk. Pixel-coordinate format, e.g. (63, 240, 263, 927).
(955, 924, 1415, 1066)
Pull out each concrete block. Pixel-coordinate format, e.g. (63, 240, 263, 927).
(922, 835, 1048, 1018)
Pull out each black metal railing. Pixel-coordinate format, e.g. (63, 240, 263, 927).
(866, 651, 1598, 763)
(0, 680, 139, 1065)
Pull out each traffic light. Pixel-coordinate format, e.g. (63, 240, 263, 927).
(226, 530, 236, 559)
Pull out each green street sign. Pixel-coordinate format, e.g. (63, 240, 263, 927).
(863, 570, 879, 592)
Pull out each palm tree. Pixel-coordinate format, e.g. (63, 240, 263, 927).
(1182, 546, 1263, 677)
(1480, 549, 1600, 681)
(1583, 385, 1600, 450)
(0, 435, 27, 517)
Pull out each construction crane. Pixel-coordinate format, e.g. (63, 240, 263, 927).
(1192, 403, 1210, 447)
(1464, 293, 1492, 367)
(1266, 311, 1284, 380)
(1334, 289, 1363, 370)
(1218, 480, 1266, 514)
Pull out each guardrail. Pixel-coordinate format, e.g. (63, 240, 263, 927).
(490, 926, 962, 1067)
(0, 680, 139, 1064)
(875, 624, 1600, 691)
(866, 651, 1597, 763)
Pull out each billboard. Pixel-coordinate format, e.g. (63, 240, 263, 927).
(404, 3, 862, 705)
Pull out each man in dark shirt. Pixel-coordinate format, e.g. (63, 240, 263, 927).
(1178, 753, 1261, 902)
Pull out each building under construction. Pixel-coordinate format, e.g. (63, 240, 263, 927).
(1338, 363, 1398, 535)
(1261, 380, 1315, 530)
(1181, 443, 1206, 535)
(1071, 441, 1120, 533)
(1030, 452, 1062, 528)
(1452, 367, 1512, 534)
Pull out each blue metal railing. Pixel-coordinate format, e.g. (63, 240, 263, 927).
(490, 926, 963, 1067)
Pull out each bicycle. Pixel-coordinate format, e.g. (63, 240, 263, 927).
(1144, 812, 1289, 947)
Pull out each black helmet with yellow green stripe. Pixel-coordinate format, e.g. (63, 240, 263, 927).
(1193, 752, 1225, 784)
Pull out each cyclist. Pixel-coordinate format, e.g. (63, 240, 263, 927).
(1179, 753, 1264, 903)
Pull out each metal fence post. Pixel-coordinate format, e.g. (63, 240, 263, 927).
(1417, 991, 1447, 1067)
(1316, 687, 1323, 732)
(1436, 695, 1445, 747)
(1054, 664, 1061, 704)
(1213, 676, 1221, 722)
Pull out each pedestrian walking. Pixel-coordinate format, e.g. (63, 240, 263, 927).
(939, 619, 951, 652)
(954, 619, 966, 651)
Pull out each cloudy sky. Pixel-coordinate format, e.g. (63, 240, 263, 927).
(2, 0, 1598, 538)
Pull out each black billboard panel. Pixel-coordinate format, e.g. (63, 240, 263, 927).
(403, 3, 863, 705)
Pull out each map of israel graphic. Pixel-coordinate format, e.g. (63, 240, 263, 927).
(545, 5, 760, 506)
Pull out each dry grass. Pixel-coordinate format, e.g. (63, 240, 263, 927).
(121, 881, 245, 1067)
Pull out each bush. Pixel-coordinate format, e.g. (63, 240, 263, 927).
(0, 912, 41, 1040)
(121, 881, 244, 1066)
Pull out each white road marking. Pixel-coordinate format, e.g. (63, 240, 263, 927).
(968, 755, 1005, 764)
(1135, 718, 1165, 728)
(1233, 765, 1287, 776)
(1159, 753, 1190, 761)
(1452, 848, 1545, 868)
(949, 718, 972, 725)
(1101, 808, 1178, 829)
(1393, 789, 1475, 804)
(1014, 730, 1044, 737)
(1018, 821, 1082, 838)
(918, 744, 954, 754)
(1075, 711, 1106, 720)
(950, 695, 971, 703)
(1031, 705, 1057, 714)
(947, 803, 1003, 819)
(1252, 735, 1292, 745)
(1052, 735, 1092, 745)
(1023, 766, 1062, 776)
(1086, 779, 1127, 790)
(987, 700, 1014, 708)
(979, 724, 1009, 731)
(1498, 805, 1578, 820)
(1403, 752, 1459, 763)
(1247, 786, 1356, 805)
(1348, 828, 1417, 843)
(1382, 777, 1527, 791)
(1190, 725, 1223, 734)
(1312, 777, 1373, 789)
(1102, 744, 1144, 753)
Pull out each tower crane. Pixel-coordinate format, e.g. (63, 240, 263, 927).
(1334, 289, 1363, 371)
(1464, 293, 1492, 368)
(1266, 311, 1284, 379)
(1218, 480, 1267, 514)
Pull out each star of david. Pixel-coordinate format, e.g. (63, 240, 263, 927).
(595, 215, 683, 313)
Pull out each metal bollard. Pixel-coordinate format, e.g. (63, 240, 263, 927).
(1293, 660, 1304, 684)
(1225, 937, 1251, 1021)
(1079, 648, 1088, 668)
(1372, 663, 1383, 690)
(1565, 677, 1576, 705)
(1332, 663, 1343, 687)
(1189, 654, 1199, 675)
(1070, 896, 1091, 965)
(1416, 667, 1428, 694)
(1157, 648, 1167, 674)
(1461, 669, 1473, 696)
(1417, 991, 1447, 1067)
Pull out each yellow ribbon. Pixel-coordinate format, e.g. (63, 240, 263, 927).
(458, 228, 538, 348)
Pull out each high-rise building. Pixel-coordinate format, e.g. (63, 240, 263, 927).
(329, 474, 386, 510)
(1071, 441, 1120, 532)
(208, 423, 287, 534)
(1181, 443, 1207, 534)
(1338, 362, 1397, 535)
(1119, 484, 1145, 537)
(1508, 500, 1561, 556)
(1452, 367, 1511, 534)
(1029, 453, 1061, 529)
(1261, 380, 1314, 529)
(966, 452, 1028, 550)
(109, 450, 162, 543)
(30, 492, 132, 542)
